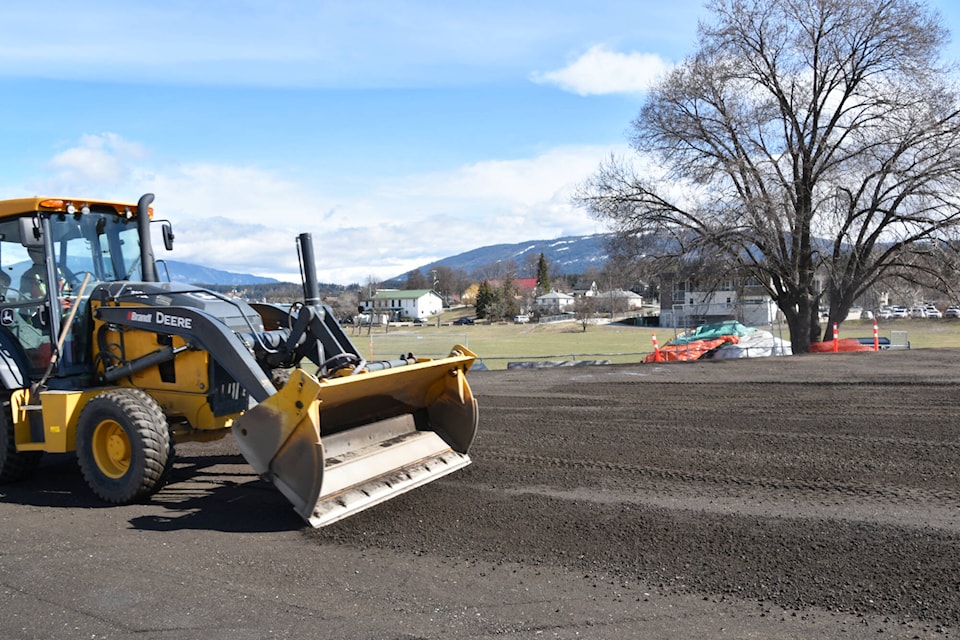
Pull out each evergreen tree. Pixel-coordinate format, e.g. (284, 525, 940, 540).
(535, 253, 551, 293)
(475, 280, 498, 319)
(500, 273, 520, 318)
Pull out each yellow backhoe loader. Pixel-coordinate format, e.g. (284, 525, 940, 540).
(0, 194, 478, 526)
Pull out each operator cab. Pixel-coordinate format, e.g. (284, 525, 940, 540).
(0, 197, 165, 379)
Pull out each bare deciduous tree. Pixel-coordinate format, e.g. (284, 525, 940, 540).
(404, 269, 428, 290)
(576, 0, 960, 352)
(471, 259, 518, 283)
(573, 295, 597, 332)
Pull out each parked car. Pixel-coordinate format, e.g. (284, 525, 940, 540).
(452, 316, 475, 325)
(513, 314, 530, 324)
(877, 307, 893, 320)
(925, 307, 942, 319)
(910, 307, 927, 318)
(860, 309, 874, 320)
(945, 306, 960, 318)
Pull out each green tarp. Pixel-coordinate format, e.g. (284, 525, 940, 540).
(667, 321, 756, 346)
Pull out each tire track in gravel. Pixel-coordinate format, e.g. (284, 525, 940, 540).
(475, 449, 960, 507)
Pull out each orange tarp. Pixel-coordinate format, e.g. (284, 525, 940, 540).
(644, 336, 740, 363)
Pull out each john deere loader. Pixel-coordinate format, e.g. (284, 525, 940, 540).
(0, 194, 478, 526)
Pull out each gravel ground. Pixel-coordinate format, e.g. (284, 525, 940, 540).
(1, 348, 959, 638)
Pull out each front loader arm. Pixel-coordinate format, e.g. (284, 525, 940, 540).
(249, 302, 362, 374)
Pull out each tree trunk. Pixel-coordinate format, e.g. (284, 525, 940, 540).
(779, 291, 822, 354)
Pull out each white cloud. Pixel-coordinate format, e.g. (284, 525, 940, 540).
(47, 133, 148, 187)
(29, 134, 618, 284)
(532, 45, 672, 95)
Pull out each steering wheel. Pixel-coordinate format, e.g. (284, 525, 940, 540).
(58, 266, 96, 295)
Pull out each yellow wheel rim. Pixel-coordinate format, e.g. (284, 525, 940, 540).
(91, 420, 130, 479)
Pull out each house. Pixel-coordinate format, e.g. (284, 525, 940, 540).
(536, 290, 575, 314)
(361, 289, 443, 321)
(481, 277, 539, 296)
(461, 283, 479, 305)
(658, 276, 779, 328)
(572, 280, 598, 297)
(594, 289, 643, 313)
(514, 277, 539, 296)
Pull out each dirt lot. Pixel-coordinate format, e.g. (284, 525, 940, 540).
(2, 348, 960, 639)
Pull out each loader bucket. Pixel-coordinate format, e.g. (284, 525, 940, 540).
(232, 347, 478, 527)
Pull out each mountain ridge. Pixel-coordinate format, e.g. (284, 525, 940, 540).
(411, 232, 612, 279)
(160, 233, 614, 286)
(161, 260, 280, 286)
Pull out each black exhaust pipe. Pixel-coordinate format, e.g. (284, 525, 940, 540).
(137, 193, 158, 282)
(297, 232, 321, 308)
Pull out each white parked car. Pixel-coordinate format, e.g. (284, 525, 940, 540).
(945, 306, 960, 319)
(513, 314, 530, 324)
(890, 306, 909, 318)
(877, 307, 893, 320)
(910, 307, 927, 319)
(925, 307, 942, 319)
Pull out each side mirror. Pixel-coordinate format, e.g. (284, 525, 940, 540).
(161, 222, 175, 251)
(19, 217, 43, 247)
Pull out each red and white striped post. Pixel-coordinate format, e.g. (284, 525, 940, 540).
(651, 333, 662, 362)
(873, 318, 879, 351)
(832, 322, 839, 353)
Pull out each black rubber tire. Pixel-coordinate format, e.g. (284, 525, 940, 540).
(0, 399, 42, 483)
(76, 388, 172, 504)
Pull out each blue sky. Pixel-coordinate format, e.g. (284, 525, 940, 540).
(1, 1, 959, 284)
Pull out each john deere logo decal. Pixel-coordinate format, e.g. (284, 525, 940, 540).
(126, 309, 192, 330)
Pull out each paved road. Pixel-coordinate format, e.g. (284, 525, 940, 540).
(1, 349, 959, 639)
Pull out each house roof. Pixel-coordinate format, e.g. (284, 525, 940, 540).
(367, 289, 439, 301)
(515, 277, 538, 293)
(596, 289, 642, 299)
(485, 277, 539, 294)
(537, 291, 574, 301)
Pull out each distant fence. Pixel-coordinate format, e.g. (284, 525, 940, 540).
(538, 311, 653, 325)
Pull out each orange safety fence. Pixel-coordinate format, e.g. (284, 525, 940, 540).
(809, 338, 873, 353)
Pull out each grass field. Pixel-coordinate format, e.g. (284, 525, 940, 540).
(347, 316, 960, 370)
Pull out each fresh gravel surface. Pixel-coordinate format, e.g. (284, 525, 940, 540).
(1, 348, 959, 638)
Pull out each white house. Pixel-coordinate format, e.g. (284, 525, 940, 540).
(659, 278, 779, 328)
(361, 289, 443, 321)
(594, 289, 644, 313)
(536, 291, 575, 314)
(572, 280, 598, 297)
